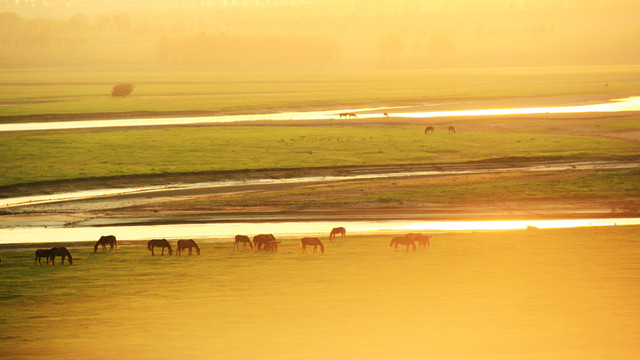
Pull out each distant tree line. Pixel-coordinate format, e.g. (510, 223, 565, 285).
(155, 33, 340, 68)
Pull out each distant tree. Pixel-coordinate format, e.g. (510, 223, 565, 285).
(111, 83, 134, 97)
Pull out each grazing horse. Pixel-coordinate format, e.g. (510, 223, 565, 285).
(339, 113, 357, 119)
(389, 236, 416, 252)
(329, 227, 346, 242)
(234, 235, 253, 250)
(94, 235, 119, 253)
(448, 126, 456, 133)
(176, 239, 200, 256)
(424, 126, 435, 134)
(406, 233, 431, 248)
(262, 240, 280, 253)
(383, 112, 390, 118)
(301, 237, 324, 253)
(148, 239, 172, 256)
(253, 234, 277, 252)
(35, 249, 53, 266)
(49, 247, 73, 265)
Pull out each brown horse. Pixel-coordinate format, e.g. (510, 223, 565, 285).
(234, 235, 253, 250)
(148, 239, 172, 256)
(35, 249, 53, 266)
(262, 240, 280, 252)
(253, 234, 277, 252)
(424, 126, 435, 134)
(448, 126, 456, 133)
(406, 233, 431, 248)
(389, 236, 416, 252)
(329, 227, 346, 242)
(49, 247, 73, 265)
(301, 237, 325, 253)
(176, 239, 200, 256)
(339, 113, 357, 119)
(94, 235, 119, 253)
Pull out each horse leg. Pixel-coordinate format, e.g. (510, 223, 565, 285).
(301, 244, 306, 253)
(188, 248, 192, 255)
(151, 246, 155, 256)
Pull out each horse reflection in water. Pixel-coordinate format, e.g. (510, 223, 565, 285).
(176, 239, 200, 256)
(49, 247, 73, 265)
(94, 235, 119, 253)
(389, 236, 416, 252)
(234, 235, 253, 250)
(147, 239, 172, 256)
(301, 237, 324, 254)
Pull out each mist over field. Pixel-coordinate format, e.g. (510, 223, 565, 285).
(1, 0, 639, 70)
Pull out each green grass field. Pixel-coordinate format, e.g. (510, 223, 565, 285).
(0, 124, 636, 187)
(1, 226, 639, 359)
(2, 66, 639, 119)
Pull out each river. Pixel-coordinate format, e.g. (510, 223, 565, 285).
(1, 96, 639, 132)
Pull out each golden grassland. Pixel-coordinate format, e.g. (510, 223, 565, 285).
(1, 226, 639, 360)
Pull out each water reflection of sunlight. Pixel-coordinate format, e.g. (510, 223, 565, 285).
(1, 97, 639, 132)
(1, 218, 638, 245)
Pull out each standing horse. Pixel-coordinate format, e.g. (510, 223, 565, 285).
(262, 240, 280, 253)
(49, 247, 73, 265)
(253, 234, 277, 252)
(35, 249, 53, 266)
(424, 126, 435, 134)
(148, 239, 172, 256)
(448, 126, 456, 133)
(406, 233, 431, 248)
(389, 236, 416, 252)
(329, 227, 346, 242)
(301, 237, 324, 253)
(94, 235, 119, 252)
(234, 235, 253, 250)
(176, 239, 200, 256)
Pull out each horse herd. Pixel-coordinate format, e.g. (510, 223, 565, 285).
(29, 226, 432, 266)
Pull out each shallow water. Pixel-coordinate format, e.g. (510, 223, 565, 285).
(1, 96, 639, 132)
(1, 217, 639, 245)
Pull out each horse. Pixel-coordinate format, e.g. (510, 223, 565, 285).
(35, 249, 53, 266)
(406, 233, 431, 248)
(389, 236, 416, 252)
(49, 247, 73, 265)
(176, 239, 200, 256)
(329, 227, 346, 242)
(148, 239, 172, 256)
(234, 235, 253, 250)
(424, 126, 435, 134)
(301, 237, 324, 253)
(339, 113, 357, 119)
(253, 234, 277, 252)
(262, 240, 280, 253)
(94, 235, 119, 253)
(383, 112, 390, 118)
(448, 126, 456, 133)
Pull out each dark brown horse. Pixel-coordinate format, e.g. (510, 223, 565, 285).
(448, 126, 456, 133)
(424, 126, 435, 134)
(94, 235, 119, 253)
(301, 237, 324, 253)
(148, 239, 172, 256)
(35, 249, 53, 266)
(234, 235, 253, 250)
(176, 239, 200, 256)
(262, 240, 280, 253)
(49, 247, 73, 265)
(253, 234, 276, 252)
(339, 112, 357, 119)
(406, 233, 431, 248)
(389, 236, 416, 252)
(329, 227, 346, 242)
